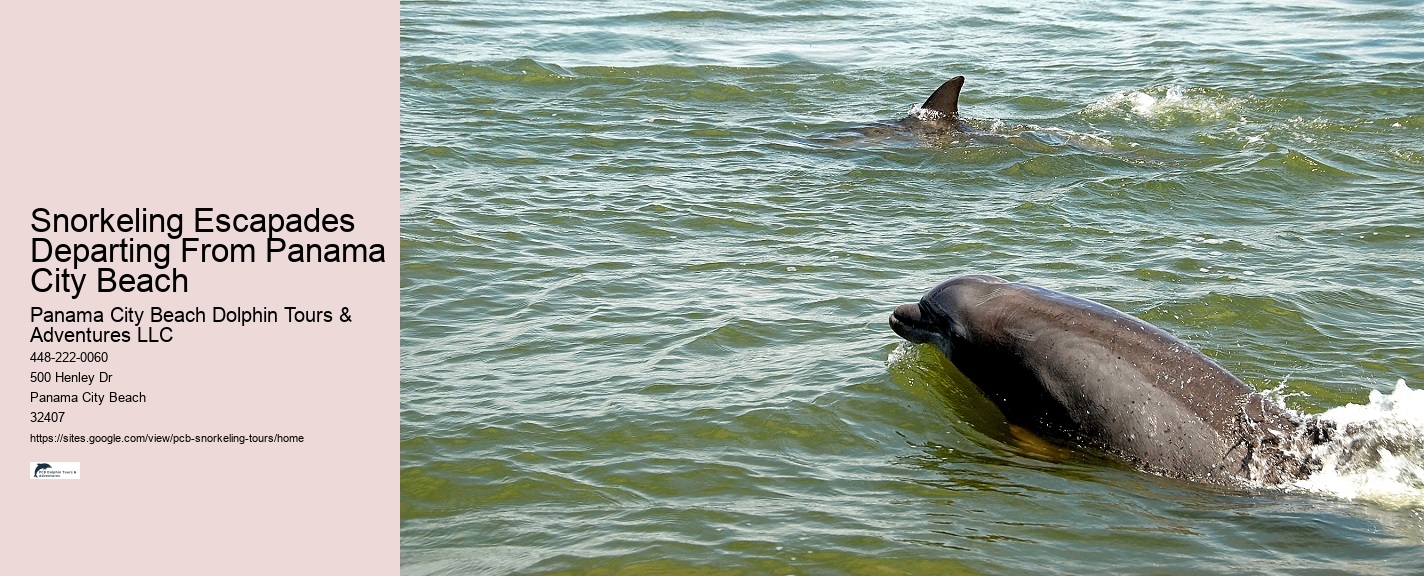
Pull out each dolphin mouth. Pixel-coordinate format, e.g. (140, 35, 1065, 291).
(889, 302, 935, 343)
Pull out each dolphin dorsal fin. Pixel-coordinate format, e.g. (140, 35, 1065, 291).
(921, 76, 965, 117)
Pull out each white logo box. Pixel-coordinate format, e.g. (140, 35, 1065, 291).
(30, 462, 80, 480)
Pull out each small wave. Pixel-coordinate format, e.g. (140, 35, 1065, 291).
(1293, 379, 1424, 507)
(994, 123, 1118, 154)
(1085, 85, 1241, 124)
(901, 109, 1127, 154)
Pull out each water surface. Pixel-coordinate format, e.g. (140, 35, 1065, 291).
(401, 1, 1424, 573)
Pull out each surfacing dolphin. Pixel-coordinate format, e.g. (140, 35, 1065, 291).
(845, 76, 972, 142)
(889, 274, 1331, 487)
(843, 76, 1141, 157)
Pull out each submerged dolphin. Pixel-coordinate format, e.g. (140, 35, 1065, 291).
(846, 76, 971, 141)
(847, 76, 1140, 157)
(889, 274, 1329, 486)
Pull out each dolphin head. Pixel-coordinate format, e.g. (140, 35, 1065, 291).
(890, 274, 1008, 357)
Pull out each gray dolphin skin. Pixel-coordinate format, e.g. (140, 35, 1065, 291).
(889, 274, 1330, 486)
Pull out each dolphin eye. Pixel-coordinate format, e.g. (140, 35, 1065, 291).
(920, 300, 969, 339)
(920, 301, 950, 326)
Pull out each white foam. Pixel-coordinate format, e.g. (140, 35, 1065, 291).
(1086, 85, 1239, 122)
(1130, 92, 1158, 116)
(1292, 379, 1424, 508)
(904, 104, 948, 122)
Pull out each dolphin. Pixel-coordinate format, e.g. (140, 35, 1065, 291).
(34, 463, 51, 477)
(889, 274, 1330, 486)
(844, 76, 1145, 158)
(844, 76, 971, 142)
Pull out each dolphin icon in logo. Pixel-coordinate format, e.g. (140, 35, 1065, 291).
(34, 463, 52, 477)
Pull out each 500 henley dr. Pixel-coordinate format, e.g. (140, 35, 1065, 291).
(30, 207, 386, 299)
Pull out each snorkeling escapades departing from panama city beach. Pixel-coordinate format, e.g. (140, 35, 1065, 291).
(28, 207, 387, 299)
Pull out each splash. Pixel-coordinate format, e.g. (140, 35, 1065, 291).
(1293, 379, 1424, 508)
(885, 340, 918, 367)
(904, 104, 950, 122)
(1130, 86, 1185, 116)
(1085, 85, 1240, 123)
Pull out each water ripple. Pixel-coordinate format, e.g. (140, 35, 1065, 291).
(404, 0, 1424, 573)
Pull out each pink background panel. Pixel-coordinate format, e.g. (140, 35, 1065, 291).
(1, 2, 396, 573)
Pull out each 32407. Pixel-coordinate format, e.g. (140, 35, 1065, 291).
(31, 412, 65, 423)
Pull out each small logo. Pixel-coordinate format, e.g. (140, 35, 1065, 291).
(30, 462, 80, 480)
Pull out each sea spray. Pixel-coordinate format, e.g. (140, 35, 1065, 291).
(1293, 379, 1424, 507)
(1084, 85, 1241, 123)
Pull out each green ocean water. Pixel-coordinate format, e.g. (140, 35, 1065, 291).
(401, 1, 1424, 573)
